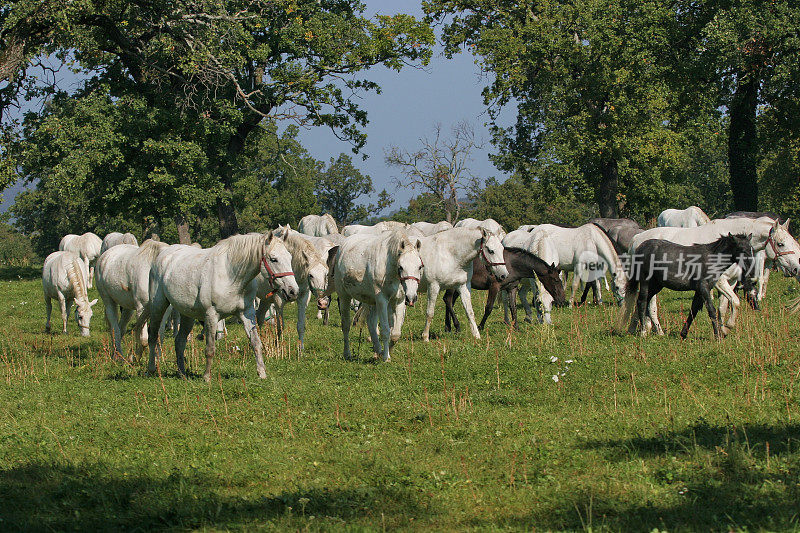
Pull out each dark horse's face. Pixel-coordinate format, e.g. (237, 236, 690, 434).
(540, 265, 567, 307)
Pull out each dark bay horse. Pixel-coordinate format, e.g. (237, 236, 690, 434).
(443, 247, 566, 331)
(618, 233, 755, 339)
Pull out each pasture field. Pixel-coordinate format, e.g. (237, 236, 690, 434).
(2, 266, 800, 531)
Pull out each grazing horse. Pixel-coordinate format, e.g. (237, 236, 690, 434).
(443, 247, 566, 331)
(526, 223, 627, 306)
(657, 206, 711, 228)
(42, 251, 98, 336)
(454, 218, 507, 238)
(389, 227, 509, 342)
(100, 232, 139, 254)
(148, 232, 299, 381)
(298, 214, 339, 237)
(619, 234, 755, 339)
(255, 226, 327, 352)
(95, 240, 169, 360)
(335, 230, 423, 362)
(590, 218, 644, 256)
(630, 218, 800, 335)
(411, 221, 454, 236)
(59, 232, 103, 288)
(341, 220, 409, 237)
(502, 229, 563, 324)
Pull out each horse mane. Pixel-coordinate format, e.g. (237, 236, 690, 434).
(691, 206, 712, 224)
(287, 232, 325, 274)
(385, 230, 415, 261)
(66, 257, 89, 304)
(216, 233, 265, 261)
(137, 239, 168, 262)
(709, 233, 746, 254)
(589, 224, 624, 272)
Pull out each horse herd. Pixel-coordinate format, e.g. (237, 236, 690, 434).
(40, 206, 800, 381)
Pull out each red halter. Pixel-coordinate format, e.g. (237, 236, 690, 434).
(766, 227, 796, 258)
(480, 238, 506, 267)
(261, 256, 294, 287)
(400, 258, 424, 283)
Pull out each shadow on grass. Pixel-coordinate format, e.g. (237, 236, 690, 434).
(0, 461, 430, 530)
(0, 265, 41, 280)
(518, 421, 800, 531)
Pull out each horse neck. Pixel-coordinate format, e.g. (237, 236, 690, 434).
(506, 249, 540, 280)
(592, 232, 623, 274)
(221, 235, 264, 286)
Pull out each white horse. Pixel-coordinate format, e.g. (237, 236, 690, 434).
(274, 227, 341, 322)
(59, 232, 103, 288)
(527, 224, 627, 306)
(629, 217, 800, 335)
(298, 213, 339, 237)
(95, 240, 169, 360)
(100, 232, 139, 255)
(147, 232, 298, 381)
(335, 230, 424, 362)
(390, 227, 509, 342)
(42, 251, 98, 336)
(502, 229, 561, 324)
(657, 206, 711, 228)
(410, 221, 454, 236)
(255, 226, 327, 352)
(455, 218, 507, 238)
(341, 220, 409, 237)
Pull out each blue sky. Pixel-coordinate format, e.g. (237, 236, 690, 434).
(1, 1, 514, 215)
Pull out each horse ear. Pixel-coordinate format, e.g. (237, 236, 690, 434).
(784, 218, 791, 229)
(773, 219, 781, 230)
(286, 223, 292, 232)
(89, 299, 98, 307)
(265, 231, 275, 245)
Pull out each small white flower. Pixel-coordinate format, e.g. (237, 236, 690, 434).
(551, 375, 559, 382)
(565, 359, 574, 364)
(549, 356, 558, 363)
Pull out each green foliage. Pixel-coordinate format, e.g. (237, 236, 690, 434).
(0, 220, 37, 266)
(472, 177, 596, 229)
(315, 153, 391, 225)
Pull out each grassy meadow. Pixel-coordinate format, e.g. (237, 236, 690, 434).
(2, 265, 800, 531)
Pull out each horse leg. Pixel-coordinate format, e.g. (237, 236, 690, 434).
(296, 289, 311, 353)
(443, 289, 454, 332)
(593, 279, 603, 305)
(450, 291, 462, 332)
(701, 283, 723, 339)
(647, 295, 664, 335)
(376, 296, 392, 362)
(275, 299, 284, 339)
(339, 295, 352, 360)
(367, 306, 382, 355)
(481, 284, 499, 330)
(44, 296, 52, 333)
(716, 278, 739, 336)
(201, 314, 217, 382)
(458, 283, 481, 339)
(635, 282, 649, 337)
(579, 282, 591, 305)
(422, 283, 440, 342)
(680, 292, 704, 339)
(57, 294, 68, 334)
(115, 307, 132, 361)
(569, 272, 580, 307)
(519, 279, 534, 323)
(506, 285, 521, 328)
(390, 300, 405, 344)
(760, 265, 771, 301)
(240, 307, 266, 379)
(147, 287, 170, 376)
(174, 314, 195, 377)
(256, 297, 268, 327)
(133, 306, 149, 360)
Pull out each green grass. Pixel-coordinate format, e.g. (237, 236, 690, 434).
(2, 270, 800, 531)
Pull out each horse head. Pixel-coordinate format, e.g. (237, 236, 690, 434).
(397, 235, 423, 307)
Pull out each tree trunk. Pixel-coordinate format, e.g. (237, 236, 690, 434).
(175, 215, 192, 244)
(597, 158, 620, 218)
(728, 75, 759, 211)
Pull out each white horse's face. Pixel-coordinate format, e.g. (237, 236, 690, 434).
(307, 259, 329, 294)
(74, 298, 97, 337)
(397, 238, 424, 306)
(262, 233, 300, 301)
(482, 232, 509, 281)
(768, 220, 800, 278)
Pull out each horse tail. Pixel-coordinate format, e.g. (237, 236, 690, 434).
(616, 278, 639, 333)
